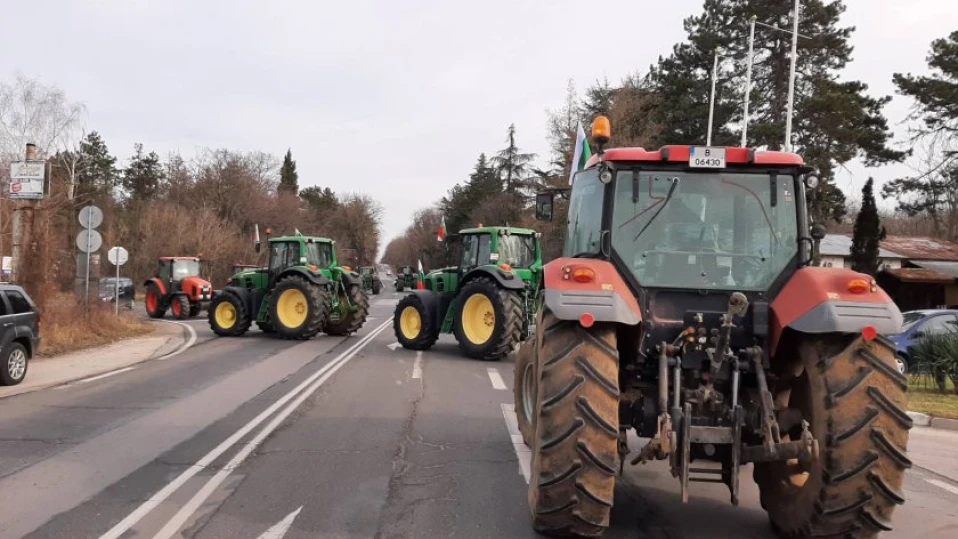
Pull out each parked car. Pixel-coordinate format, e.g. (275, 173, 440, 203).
(99, 277, 135, 309)
(886, 309, 958, 374)
(0, 283, 41, 386)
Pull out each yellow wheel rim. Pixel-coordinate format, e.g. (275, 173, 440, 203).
(276, 288, 308, 328)
(215, 301, 237, 329)
(399, 306, 421, 339)
(461, 293, 495, 345)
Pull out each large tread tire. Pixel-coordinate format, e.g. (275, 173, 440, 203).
(513, 335, 538, 448)
(145, 283, 166, 319)
(755, 334, 912, 539)
(189, 303, 202, 318)
(257, 321, 275, 334)
(453, 276, 523, 361)
(324, 283, 369, 336)
(528, 309, 619, 537)
(393, 294, 439, 350)
(373, 280, 382, 295)
(208, 292, 251, 337)
(268, 276, 327, 340)
(171, 295, 190, 320)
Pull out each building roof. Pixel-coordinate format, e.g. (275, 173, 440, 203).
(878, 236, 958, 262)
(885, 267, 956, 283)
(820, 234, 904, 259)
(911, 260, 958, 279)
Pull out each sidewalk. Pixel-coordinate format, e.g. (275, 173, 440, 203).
(909, 426, 958, 484)
(0, 321, 188, 399)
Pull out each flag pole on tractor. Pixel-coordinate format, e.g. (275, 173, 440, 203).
(416, 259, 425, 290)
(437, 215, 446, 242)
(569, 122, 592, 185)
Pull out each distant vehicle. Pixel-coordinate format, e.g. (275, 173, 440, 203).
(377, 263, 393, 277)
(0, 284, 41, 386)
(887, 309, 958, 374)
(99, 277, 135, 308)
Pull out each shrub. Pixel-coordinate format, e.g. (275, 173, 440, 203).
(913, 333, 958, 394)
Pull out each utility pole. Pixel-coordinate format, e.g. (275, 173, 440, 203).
(11, 143, 40, 285)
(742, 16, 757, 147)
(784, 0, 801, 152)
(707, 48, 722, 146)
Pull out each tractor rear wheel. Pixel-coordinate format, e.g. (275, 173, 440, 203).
(171, 295, 190, 320)
(324, 283, 369, 336)
(268, 276, 328, 340)
(145, 284, 166, 319)
(453, 277, 523, 361)
(208, 292, 251, 337)
(528, 309, 619, 537)
(754, 334, 911, 538)
(393, 294, 439, 350)
(512, 336, 537, 447)
(373, 280, 382, 295)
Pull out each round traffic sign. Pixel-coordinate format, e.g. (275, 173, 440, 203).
(78, 205, 103, 229)
(108, 246, 129, 266)
(76, 229, 103, 253)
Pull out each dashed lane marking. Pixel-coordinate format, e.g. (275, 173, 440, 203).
(487, 368, 507, 390)
(255, 506, 303, 539)
(501, 403, 531, 483)
(412, 352, 423, 379)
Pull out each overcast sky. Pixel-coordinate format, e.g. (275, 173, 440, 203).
(2, 0, 954, 253)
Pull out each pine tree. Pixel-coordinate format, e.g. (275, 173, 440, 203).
(279, 149, 299, 195)
(75, 131, 117, 201)
(441, 153, 502, 234)
(122, 143, 164, 203)
(850, 178, 885, 275)
(647, 0, 903, 223)
(491, 124, 536, 194)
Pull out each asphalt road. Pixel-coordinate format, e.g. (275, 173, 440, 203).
(1, 290, 957, 538)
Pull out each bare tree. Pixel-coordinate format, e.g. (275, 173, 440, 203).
(0, 75, 85, 161)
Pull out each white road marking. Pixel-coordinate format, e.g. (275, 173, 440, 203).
(926, 478, 958, 496)
(387, 342, 401, 351)
(373, 299, 398, 306)
(256, 506, 303, 539)
(156, 319, 198, 360)
(99, 320, 392, 539)
(75, 366, 136, 384)
(487, 368, 507, 390)
(501, 403, 531, 483)
(412, 351, 423, 379)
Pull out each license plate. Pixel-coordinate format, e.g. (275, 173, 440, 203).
(690, 147, 726, 168)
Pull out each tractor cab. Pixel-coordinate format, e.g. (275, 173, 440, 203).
(424, 226, 542, 295)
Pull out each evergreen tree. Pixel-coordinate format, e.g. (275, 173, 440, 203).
(300, 186, 339, 213)
(850, 178, 885, 275)
(491, 124, 536, 194)
(122, 143, 164, 203)
(279, 149, 299, 195)
(75, 131, 117, 200)
(647, 0, 904, 223)
(441, 153, 502, 234)
(581, 78, 615, 122)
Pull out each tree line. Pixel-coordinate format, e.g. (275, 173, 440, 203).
(0, 76, 383, 307)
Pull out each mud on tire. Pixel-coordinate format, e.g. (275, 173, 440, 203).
(754, 334, 911, 538)
(324, 283, 369, 336)
(528, 309, 619, 537)
(453, 276, 523, 361)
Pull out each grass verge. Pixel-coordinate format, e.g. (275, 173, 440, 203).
(908, 375, 958, 419)
(39, 301, 154, 356)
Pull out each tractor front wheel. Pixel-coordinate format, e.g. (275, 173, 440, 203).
(268, 276, 328, 340)
(145, 284, 166, 319)
(512, 336, 537, 447)
(208, 292, 251, 337)
(393, 294, 439, 350)
(528, 308, 619, 537)
(170, 295, 190, 320)
(189, 303, 202, 318)
(453, 277, 523, 361)
(324, 283, 369, 336)
(754, 334, 911, 538)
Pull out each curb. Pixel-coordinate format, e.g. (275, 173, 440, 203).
(908, 411, 958, 431)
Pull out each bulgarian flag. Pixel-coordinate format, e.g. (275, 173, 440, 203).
(416, 259, 426, 290)
(437, 216, 446, 241)
(569, 122, 593, 185)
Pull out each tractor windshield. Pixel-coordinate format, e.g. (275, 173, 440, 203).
(172, 260, 201, 281)
(611, 170, 799, 291)
(498, 235, 537, 267)
(306, 242, 333, 268)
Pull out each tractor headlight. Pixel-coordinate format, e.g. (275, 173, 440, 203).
(805, 174, 820, 189)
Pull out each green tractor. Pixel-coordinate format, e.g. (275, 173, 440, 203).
(359, 266, 382, 295)
(394, 266, 417, 292)
(393, 226, 542, 360)
(209, 232, 369, 339)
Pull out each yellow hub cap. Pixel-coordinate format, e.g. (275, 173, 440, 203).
(276, 289, 308, 328)
(215, 301, 237, 329)
(399, 306, 422, 339)
(461, 293, 495, 345)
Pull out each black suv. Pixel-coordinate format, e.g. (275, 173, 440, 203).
(0, 284, 41, 386)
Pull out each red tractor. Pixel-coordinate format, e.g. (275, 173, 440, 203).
(144, 257, 213, 320)
(516, 116, 910, 538)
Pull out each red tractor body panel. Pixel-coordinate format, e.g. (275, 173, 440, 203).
(145, 276, 168, 296)
(181, 275, 213, 301)
(541, 258, 641, 325)
(585, 145, 805, 168)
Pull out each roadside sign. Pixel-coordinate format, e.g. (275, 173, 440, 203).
(1, 256, 11, 277)
(76, 229, 103, 253)
(78, 205, 104, 229)
(689, 147, 726, 168)
(108, 246, 129, 266)
(8, 161, 46, 200)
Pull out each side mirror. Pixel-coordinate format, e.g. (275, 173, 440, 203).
(536, 193, 554, 221)
(810, 224, 826, 241)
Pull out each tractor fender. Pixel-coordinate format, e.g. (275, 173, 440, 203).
(277, 268, 331, 287)
(338, 270, 362, 287)
(220, 286, 255, 318)
(462, 266, 526, 291)
(541, 258, 641, 325)
(770, 267, 903, 352)
(405, 290, 447, 327)
(144, 277, 168, 296)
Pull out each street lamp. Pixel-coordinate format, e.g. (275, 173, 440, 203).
(707, 48, 722, 146)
